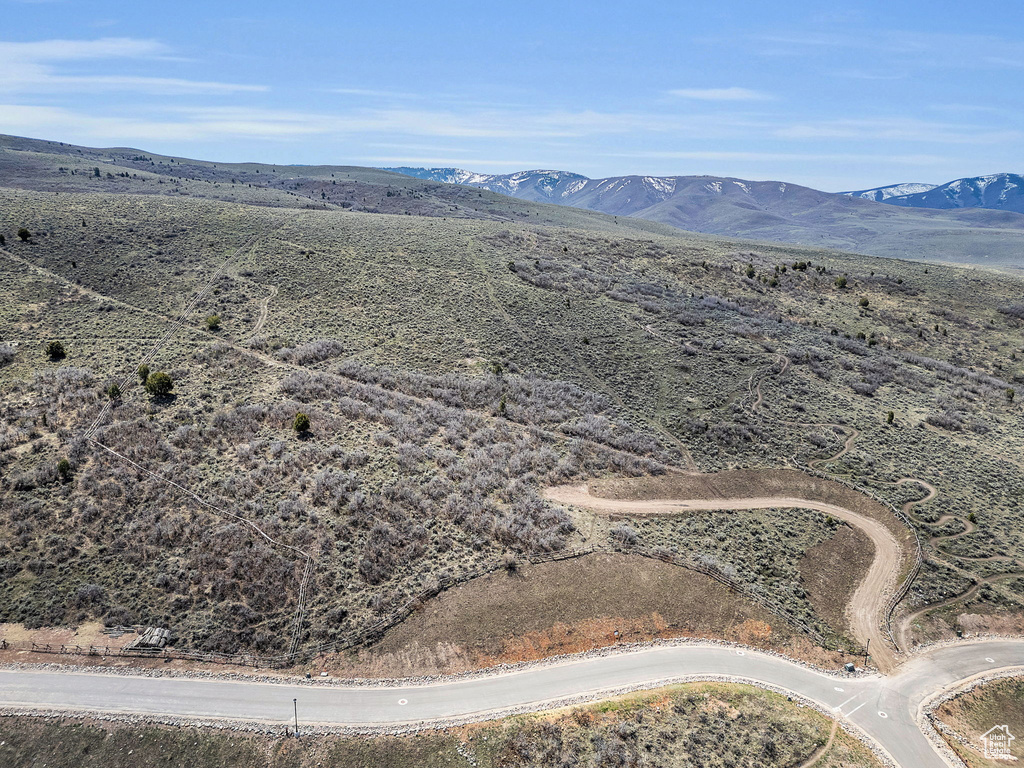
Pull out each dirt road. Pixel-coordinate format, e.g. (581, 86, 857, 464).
(545, 483, 902, 671)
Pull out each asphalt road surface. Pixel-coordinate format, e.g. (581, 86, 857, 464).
(1, 640, 1022, 768)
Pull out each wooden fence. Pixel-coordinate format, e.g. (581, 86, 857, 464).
(7, 542, 829, 668)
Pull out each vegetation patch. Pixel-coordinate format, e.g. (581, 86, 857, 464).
(798, 525, 874, 636)
(933, 676, 1024, 767)
(2, 171, 1023, 663)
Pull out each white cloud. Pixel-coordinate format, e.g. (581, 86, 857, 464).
(328, 87, 422, 99)
(0, 37, 263, 95)
(668, 87, 772, 101)
(611, 149, 947, 166)
(0, 74, 266, 95)
(749, 29, 1024, 70)
(0, 102, 771, 148)
(0, 104, 333, 143)
(0, 37, 168, 61)
(774, 118, 1022, 145)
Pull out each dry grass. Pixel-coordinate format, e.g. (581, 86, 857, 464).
(1, 174, 1023, 663)
(798, 526, 874, 636)
(315, 553, 850, 677)
(934, 676, 1024, 767)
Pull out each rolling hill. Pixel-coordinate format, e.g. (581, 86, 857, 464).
(1, 132, 1023, 673)
(388, 167, 1024, 268)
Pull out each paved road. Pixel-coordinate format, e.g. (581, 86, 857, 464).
(2, 640, 1021, 768)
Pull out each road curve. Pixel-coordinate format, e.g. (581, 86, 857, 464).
(544, 484, 902, 671)
(1, 641, 1021, 768)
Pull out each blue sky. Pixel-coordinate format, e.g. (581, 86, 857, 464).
(1, 0, 1021, 190)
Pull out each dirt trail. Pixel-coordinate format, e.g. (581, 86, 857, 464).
(889, 477, 1024, 647)
(744, 353, 1024, 651)
(545, 483, 901, 672)
(249, 283, 277, 337)
(798, 719, 840, 768)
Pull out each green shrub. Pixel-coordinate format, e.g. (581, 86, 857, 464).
(205, 314, 221, 331)
(293, 412, 311, 434)
(17, 228, 31, 242)
(137, 364, 150, 383)
(45, 340, 66, 360)
(144, 371, 173, 397)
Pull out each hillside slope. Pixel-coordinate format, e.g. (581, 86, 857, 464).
(1, 140, 1023, 661)
(388, 167, 1024, 267)
(0, 134, 676, 239)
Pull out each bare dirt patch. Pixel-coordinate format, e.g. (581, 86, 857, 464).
(309, 553, 852, 678)
(0, 621, 132, 651)
(799, 525, 875, 638)
(908, 602, 1024, 646)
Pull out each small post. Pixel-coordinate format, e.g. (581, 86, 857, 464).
(293, 698, 298, 736)
(864, 638, 870, 668)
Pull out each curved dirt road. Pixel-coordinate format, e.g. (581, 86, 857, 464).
(545, 484, 902, 671)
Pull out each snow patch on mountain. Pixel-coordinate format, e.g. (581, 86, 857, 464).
(643, 176, 677, 197)
(843, 182, 938, 202)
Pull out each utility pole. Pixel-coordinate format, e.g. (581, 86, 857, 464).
(864, 638, 870, 669)
(293, 698, 298, 737)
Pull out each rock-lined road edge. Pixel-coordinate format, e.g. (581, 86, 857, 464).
(1, 640, 1021, 768)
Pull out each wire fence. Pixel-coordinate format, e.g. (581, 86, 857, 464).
(4, 543, 829, 668)
(799, 464, 924, 651)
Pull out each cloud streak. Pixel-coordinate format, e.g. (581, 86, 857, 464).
(0, 37, 264, 95)
(668, 87, 772, 101)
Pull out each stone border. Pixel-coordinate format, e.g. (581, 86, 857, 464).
(0, 635, 867, 689)
(918, 666, 1024, 768)
(0, 673, 896, 768)
(908, 632, 1024, 656)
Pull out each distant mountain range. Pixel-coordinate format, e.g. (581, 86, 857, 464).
(387, 166, 1024, 266)
(844, 174, 1023, 214)
(391, 167, 1023, 215)
(0, 133, 1021, 269)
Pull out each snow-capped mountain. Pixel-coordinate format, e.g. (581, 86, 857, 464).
(844, 174, 1023, 214)
(382, 167, 493, 186)
(843, 182, 937, 202)
(382, 165, 1024, 265)
(881, 174, 1024, 214)
(382, 168, 588, 201)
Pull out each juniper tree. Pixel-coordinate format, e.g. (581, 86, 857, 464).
(144, 371, 173, 397)
(45, 340, 66, 360)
